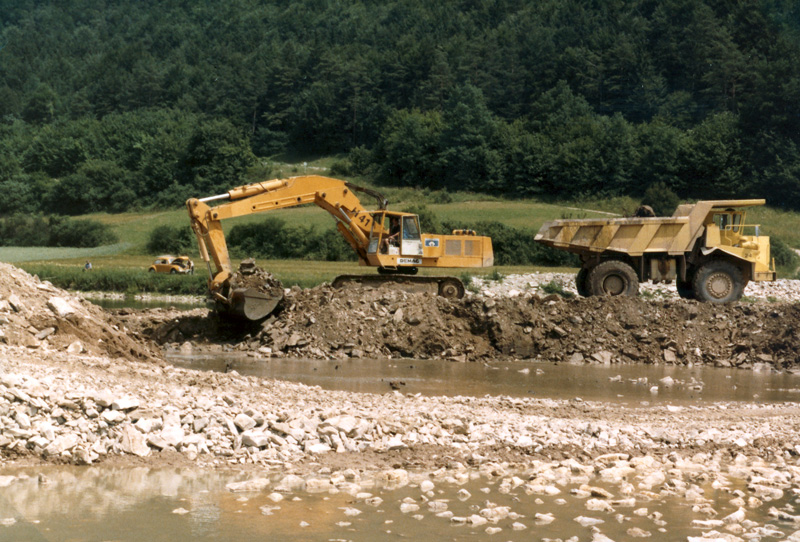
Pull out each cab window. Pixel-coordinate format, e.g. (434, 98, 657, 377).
(402, 216, 420, 240)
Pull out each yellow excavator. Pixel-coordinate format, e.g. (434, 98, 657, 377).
(186, 175, 493, 320)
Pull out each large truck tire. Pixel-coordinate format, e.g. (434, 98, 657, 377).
(692, 260, 745, 303)
(587, 260, 639, 297)
(575, 267, 590, 297)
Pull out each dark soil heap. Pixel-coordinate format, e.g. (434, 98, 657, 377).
(112, 282, 800, 370)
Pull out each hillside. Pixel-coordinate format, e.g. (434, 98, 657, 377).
(0, 0, 799, 217)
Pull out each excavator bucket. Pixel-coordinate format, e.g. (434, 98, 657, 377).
(228, 287, 283, 321)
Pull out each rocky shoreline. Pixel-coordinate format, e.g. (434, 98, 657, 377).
(3, 262, 800, 539)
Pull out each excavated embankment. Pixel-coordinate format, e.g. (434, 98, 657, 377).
(112, 284, 800, 370)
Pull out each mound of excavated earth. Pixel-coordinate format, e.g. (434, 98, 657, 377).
(0, 262, 157, 362)
(113, 282, 800, 371)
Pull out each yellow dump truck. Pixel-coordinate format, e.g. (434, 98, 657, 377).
(534, 199, 776, 303)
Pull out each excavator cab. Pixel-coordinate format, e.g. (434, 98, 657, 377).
(367, 212, 422, 256)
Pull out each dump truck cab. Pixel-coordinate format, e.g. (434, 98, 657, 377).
(535, 199, 776, 303)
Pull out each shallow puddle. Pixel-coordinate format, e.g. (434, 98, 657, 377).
(166, 354, 800, 404)
(0, 465, 797, 541)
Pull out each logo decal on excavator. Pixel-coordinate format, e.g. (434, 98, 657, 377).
(398, 258, 422, 265)
(424, 239, 439, 247)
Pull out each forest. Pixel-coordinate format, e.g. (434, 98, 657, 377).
(1, 0, 799, 215)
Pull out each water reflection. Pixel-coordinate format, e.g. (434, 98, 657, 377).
(0, 466, 795, 541)
(166, 354, 800, 404)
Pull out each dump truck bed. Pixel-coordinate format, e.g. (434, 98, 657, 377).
(535, 200, 768, 258)
(535, 216, 696, 256)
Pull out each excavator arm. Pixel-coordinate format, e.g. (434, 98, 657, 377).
(186, 175, 390, 316)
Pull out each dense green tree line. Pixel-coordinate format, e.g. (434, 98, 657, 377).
(1, 0, 799, 215)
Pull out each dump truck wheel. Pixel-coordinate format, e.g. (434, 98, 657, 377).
(693, 260, 744, 303)
(587, 261, 639, 297)
(576, 268, 590, 297)
(676, 279, 695, 299)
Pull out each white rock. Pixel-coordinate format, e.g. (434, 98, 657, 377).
(342, 507, 361, 516)
(112, 397, 139, 411)
(226, 478, 270, 492)
(723, 507, 746, 524)
(44, 434, 79, 456)
(119, 425, 150, 457)
(46, 297, 75, 318)
(468, 515, 488, 526)
(234, 413, 256, 431)
(305, 442, 332, 454)
(100, 410, 126, 424)
(574, 516, 604, 527)
(241, 430, 271, 448)
(160, 424, 184, 448)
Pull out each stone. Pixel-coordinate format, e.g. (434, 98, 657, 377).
(44, 434, 79, 456)
(8, 294, 23, 312)
(112, 397, 140, 411)
(119, 425, 150, 457)
(159, 424, 185, 448)
(234, 413, 256, 431)
(46, 297, 76, 318)
(241, 430, 271, 448)
(100, 410, 126, 424)
(226, 478, 270, 492)
(305, 442, 332, 454)
(323, 415, 360, 436)
(93, 390, 115, 408)
(35, 327, 56, 340)
(574, 516, 604, 527)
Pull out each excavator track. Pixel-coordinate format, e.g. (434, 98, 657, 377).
(331, 274, 466, 299)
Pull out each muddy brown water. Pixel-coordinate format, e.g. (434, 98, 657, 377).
(0, 465, 794, 541)
(166, 353, 800, 404)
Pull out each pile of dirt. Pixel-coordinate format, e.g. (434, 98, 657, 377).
(0, 262, 158, 362)
(113, 281, 800, 370)
(228, 258, 284, 299)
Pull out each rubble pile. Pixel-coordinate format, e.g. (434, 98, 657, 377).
(117, 283, 800, 370)
(0, 263, 157, 362)
(2, 344, 800, 471)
